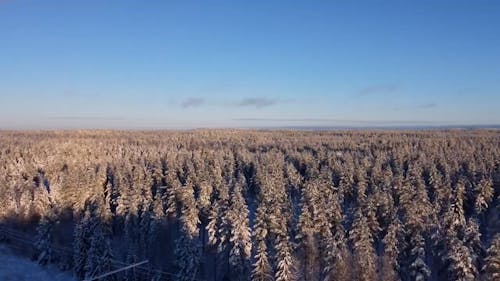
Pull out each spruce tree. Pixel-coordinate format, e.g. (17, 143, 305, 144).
(251, 202, 273, 281)
(483, 234, 500, 281)
(175, 181, 201, 281)
(349, 208, 377, 281)
(228, 176, 252, 280)
(34, 204, 57, 266)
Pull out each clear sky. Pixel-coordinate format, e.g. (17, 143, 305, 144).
(0, 0, 499, 129)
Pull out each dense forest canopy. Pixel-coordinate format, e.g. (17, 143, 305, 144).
(0, 130, 499, 281)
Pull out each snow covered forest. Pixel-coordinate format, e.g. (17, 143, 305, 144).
(0, 130, 499, 281)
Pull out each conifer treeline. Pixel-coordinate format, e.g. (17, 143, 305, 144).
(0, 130, 499, 281)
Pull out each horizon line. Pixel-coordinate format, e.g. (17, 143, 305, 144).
(1, 123, 499, 131)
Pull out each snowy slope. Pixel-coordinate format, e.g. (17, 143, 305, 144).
(0, 245, 75, 281)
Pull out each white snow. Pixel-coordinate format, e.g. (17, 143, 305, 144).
(0, 245, 75, 281)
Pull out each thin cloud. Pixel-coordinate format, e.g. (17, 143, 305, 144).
(49, 116, 124, 121)
(233, 118, 436, 125)
(393, 102, 438, 111)
(357, 84, 399, 96)
(181, 97, 205, 108)
(237, 97, 279, 108)
(419, 103, 437, 109)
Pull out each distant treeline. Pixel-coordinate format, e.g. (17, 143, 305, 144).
(0, 130, 499, 281)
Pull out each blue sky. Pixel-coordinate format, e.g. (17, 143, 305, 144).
(0, 0, 499, 129)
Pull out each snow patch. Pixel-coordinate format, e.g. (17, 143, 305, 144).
(0, 245, 75, 281)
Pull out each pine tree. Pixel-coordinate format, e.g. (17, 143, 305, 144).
(175, 181, 201, 281)
(474, 178, 494, 214)
(408, 232, 431, 281)
(464, 218, 483, 276)
(206, 199, 221, 248)
(295, 188, 319, 281)
(446, 180, 467, 234)
(381, 217, 403, 281)
(349, 209, 377, 281)
(34, 203, 57, 266)
(259, 154, 296, 281)
(30, 170, 52, 218)
(323, 222, 349, 281)
(124, 211, 140, 281)
(321, 179, 349, 281)
(483, 234, 500, 281)
(74, 209, 91, 280)
(228, 176, 252, 280)
(275, 236, 295, 281)
(164, 167, 180, 217)
(205, 178, 231, 279)
(84, 221, 114, 281)
(445, 237, 476, 281)
(251, 202, 273, 281)
(138, 203, 152, 259)
(148, 193, 164, 259)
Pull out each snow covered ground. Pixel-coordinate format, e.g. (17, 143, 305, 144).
(0, 245, 75, 281)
